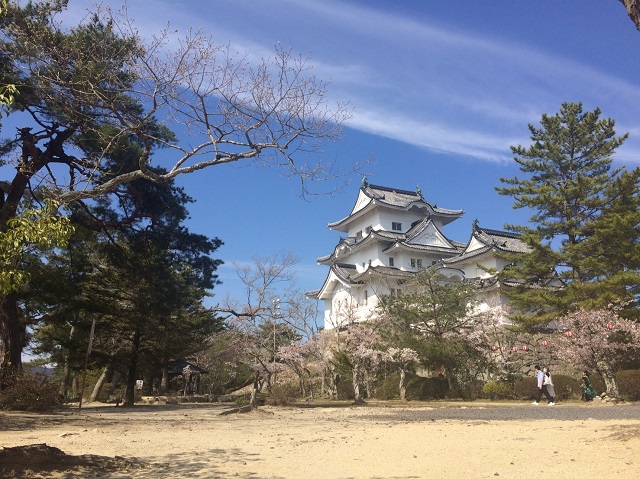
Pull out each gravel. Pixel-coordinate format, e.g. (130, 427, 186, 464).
(365, 402, 640, 422)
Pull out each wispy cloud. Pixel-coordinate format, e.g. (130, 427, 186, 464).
(64, 0, 640, 165)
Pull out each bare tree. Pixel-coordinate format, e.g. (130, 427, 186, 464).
(3, 4, 354, 205)
(1, 2, 356, 379)
(214, 252, 314, 409)
(620, 0, 640, 30)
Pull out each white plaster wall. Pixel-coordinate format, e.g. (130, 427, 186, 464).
(458, 256, 498, 279)
(344, 243, 379, 272)
(377, 209, 424, 234)
(323, 280, 387, 329)
(345, 209, 383, 238)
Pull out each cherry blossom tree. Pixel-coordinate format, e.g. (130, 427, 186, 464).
(278, 341, 316, 398)
(332, 322, 382, 404)
(272, 290, 329, 400)
(382, 347, 419, 401)
(553, 308, 640, 396)
(469, 307, 556, 382)
(214, 252, 326, 408)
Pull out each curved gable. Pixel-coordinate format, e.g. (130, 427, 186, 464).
(406, 219, 456, 249)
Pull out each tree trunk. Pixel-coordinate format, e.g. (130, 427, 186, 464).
(0, 294, 24, 388)
(59, 359, 70, 397)
(398, 367, 407, 401)
(352, 365, 365, 404)
(600, 370, 619, 397)
(160, 366, 169, 394)
(329, 370, 340, 399)
(298, 376, 306, 397)
(250, 370, 260, 409)
(71, 375, 78, 397)
(89, 365, 111, 403)
(123, 328, 141, 407)
(183, 371, 191, 396)
(0, 140, 48, 388)
(58, 325, 75, 398)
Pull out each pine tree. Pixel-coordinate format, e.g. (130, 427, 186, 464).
(376, 268, 485, 392)
(0, 0, 350, 382)
(496, 102, 640, 326)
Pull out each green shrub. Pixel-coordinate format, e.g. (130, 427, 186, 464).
(460, 379, 484, 401)
(266, 382, 300, 406)
(549, 374, 581, 400)
(0, 372, 61, 412)
(482, 381, 514, 400)
(616, 370, 640, 401)
(425, 376, 449, 399)
(405, 376, 448, 400)
(589, 373, 606, 396)
(514, 377, 537, 400)
(405, 377, 423, 400)
(376, 372, 401, 400)
(336, 373, 355, 400)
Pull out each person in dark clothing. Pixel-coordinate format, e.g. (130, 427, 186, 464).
(581, 370, 597, 401)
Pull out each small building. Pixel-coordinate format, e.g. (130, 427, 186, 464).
(166, 359, 208, 395)
(307, 181, 529, 329)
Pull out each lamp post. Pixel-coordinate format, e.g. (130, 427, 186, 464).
(271, 298, 281, 386)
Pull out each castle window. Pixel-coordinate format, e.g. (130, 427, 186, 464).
(392, 222, 402, 231)
(411, 258, 422, 269)
(389, 257, 394, 267)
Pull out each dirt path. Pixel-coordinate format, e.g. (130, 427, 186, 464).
(1, 401, 639, 478)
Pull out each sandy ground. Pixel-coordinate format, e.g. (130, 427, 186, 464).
(1, 401, 640, 478)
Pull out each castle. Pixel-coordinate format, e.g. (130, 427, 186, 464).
(307, 181, 529, 329)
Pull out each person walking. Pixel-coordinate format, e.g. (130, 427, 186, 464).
(581, 370, 597, 401)
(543, 367, 556, 406)
(532, 365, 554, 405)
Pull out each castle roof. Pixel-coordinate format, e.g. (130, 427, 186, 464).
(328, 183, 464, 232)
(317, 217, 463, 265)
(443, 222, 530, 266)
(309, 263, 414, 300)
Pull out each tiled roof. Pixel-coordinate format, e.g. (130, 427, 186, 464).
(328, 183, 464, 230)
(352, 265, 414, 282)
(443, 244, 494, 264)
(320, 219, 463, 263)
(384, 242, 463, 255)
(364, 184, 463, 216)
(443, 223, 530, 265)
(372, 230, 405, 241)
(472, 225, 530, 253)
(332, 263, 364, 284)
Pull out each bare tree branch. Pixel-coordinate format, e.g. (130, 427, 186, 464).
(620, 0, 640, 30)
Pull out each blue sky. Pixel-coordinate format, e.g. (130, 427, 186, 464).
(46, 1, 640, 303)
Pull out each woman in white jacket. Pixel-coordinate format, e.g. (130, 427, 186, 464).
(543, 367, 556, 406)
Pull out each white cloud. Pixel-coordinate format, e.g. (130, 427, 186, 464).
(61, 0, 640, 165)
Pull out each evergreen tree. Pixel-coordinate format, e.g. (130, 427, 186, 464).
(496, 102, 640, 326)
(30, 176, 224, 406)
(376, 268, 485, 392)
(0, 0, 351, 382)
